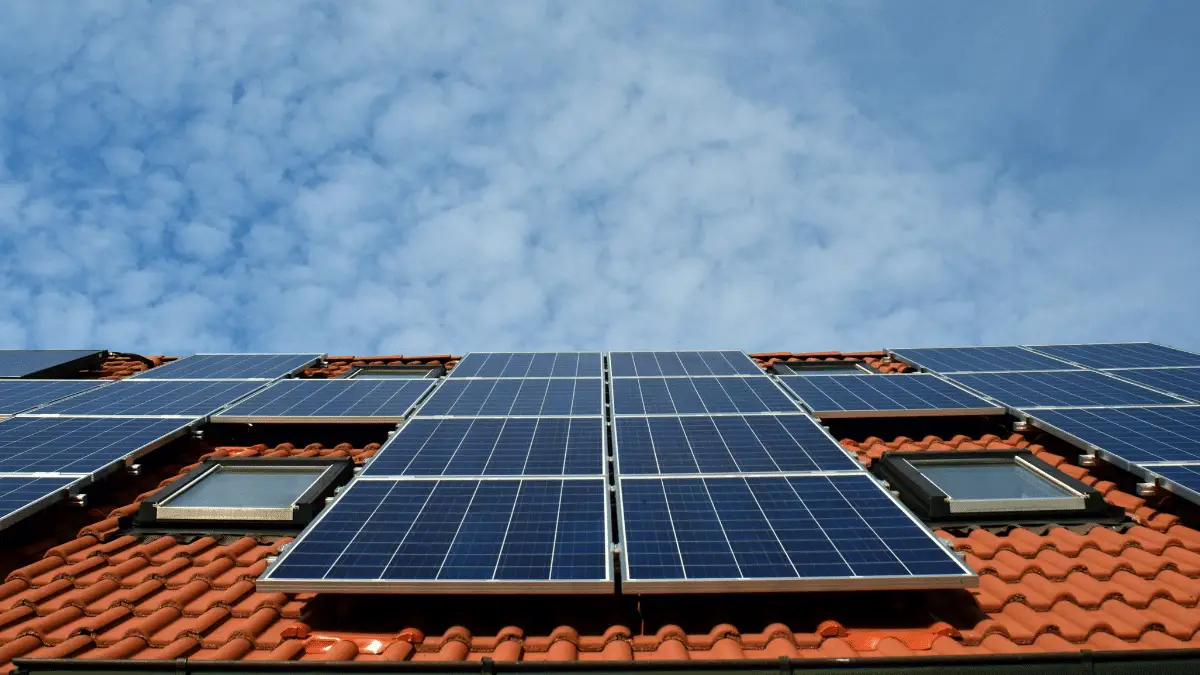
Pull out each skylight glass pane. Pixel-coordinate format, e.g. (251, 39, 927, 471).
(167, 467, 326, 509)
(911, 461, 1074, 501)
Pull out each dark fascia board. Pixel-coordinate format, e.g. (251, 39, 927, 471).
(872, 449, 1124, 524)
(14, 650, 1200, 675)
(133, 456, 355, 529)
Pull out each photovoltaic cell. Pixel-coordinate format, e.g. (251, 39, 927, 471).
(0, 417, 190, 474)
(0, 475, 81, 528)
(0, 350, 103, 378)
(609, 351, 762, 377)
(0, 380, 108, 416)
(779, 374, 1000, 418)
(1025, 343, 1200, 369)
(28, 380, 265, 418)
(364, 417, 604, 477)
(449, 353, 602, 379)
(213, 379, 434, 422)
(947, 371, 1183, 409)
(611, 377, 799, 415)
(1031, 407, 1200, 464)
(417, 379, 601, 417)
(258, 477, 611, 593)
(889, 347, 1076, 374)
(132, 354, 321, 380)
(618, 474, 973, 592)
(614, 415, 860, 475)
(1106, 368, 1200, 403)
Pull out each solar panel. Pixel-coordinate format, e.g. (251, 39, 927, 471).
(364, 418, 605, 477)
(617, 474, 974, 592)
(1030, 407, 1200, 465)
(1025, 343, 1200, 369)
(1145, 464, 1200, 505)
(212, 379, 435, 423)
(132, 354, 322, 380)
(611, 377, 799, 416)
(1103, 368, 1200, 403)
(0, 417, 191, 474)
(889, 347, 1076, 374)
(947, 371, 1184, 409)
(609, 351, 762, 377)
(779, 374, 1001, 418)
(614, 415, 860, 475)
(0, 380, 109, 416)
(449, 353, 602, 378)
(257, 477, 612, 593)
(417, 378, 602, 417)
(0, 475, 83, 529)
(26, 380, 265, 418)
(0, 350, 105, 378)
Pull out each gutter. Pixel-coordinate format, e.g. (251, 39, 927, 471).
(13, 650, 1200, 675)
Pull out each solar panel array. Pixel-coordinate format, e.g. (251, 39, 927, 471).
(0, 381, 109, 416)
(946, 370, 1186, 409)
(1144, 464, 1200, 504)
(1025, 343, 1200, 369)
(778, 374, 1001, 418)
(889, 347, 1077, 374)
(132, 353, 322, 380)
(0, 475, 83, 529)
(1030, 407, 1200, 465)
(25, 380, 265, 418)
(0, 417, 192, 475)
(213, 379, 435, 423)
(0, 350, 104, 378)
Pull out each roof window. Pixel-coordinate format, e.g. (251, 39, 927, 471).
(770, 360, 875, 376)
(134, 457, 354, 530)
(872, 450, 1123, 524)
(342, 364, 445, 379)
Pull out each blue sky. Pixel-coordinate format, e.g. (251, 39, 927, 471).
(0, 1, 1196, 355)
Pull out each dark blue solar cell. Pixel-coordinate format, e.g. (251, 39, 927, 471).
(132, 354, 321, 379)
(608, 351, 761, 377)
(214, 379, 434, 420)
(890, 347, 1076, 373)
(781, 374, 1000, 417)
(1032, 407, 1200, 464)
(450, 353, 603, 378)
(364, 417, 604, 477)
(29, 380, 264, 417)
(0, 350, 103, 378)
(1108, 368, 1200, 403)
(948, 370, 1182, 409)
(614, 415, 858, 475)
(611, 377, 798, 415)
(619, 475, 970, 589)
(1025, 343, 1200, 369)
(0, 380, 108, 415)
(0, 475, 80, 528)
(262, 478, 610, 589)
(417, 379, 601, 417)
(0, 417, 190, 474)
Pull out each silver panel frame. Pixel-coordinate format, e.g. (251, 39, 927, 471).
(777, 373, 1004, 419)
(0, 473, 90, 530)
(256, 475, 615, 595)
(210, 379, 437, 425)
(129, 353, 325, 381)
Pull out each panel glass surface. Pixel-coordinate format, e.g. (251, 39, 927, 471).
(165, 466, 326, 509)
(417, 378, 601, 417)
(1148, 464, 1200, 502)
(260, 477, 610, 591)
(132, 354, 321, 380)
(0, 475, 80, 527)
(618, 474, 971, 590)
(449, 353, 602, 379)
(609, 351, 761, 377)
(1108, 368, 1200, 403)
(890, 347, 1076, 373)
(910, 460, 1075, 500)
(1032, 407, 1200, 464)
(0, 380, 108, 416)
(1025, 343, 1200, 369)
(614, 414, 859, 475)
(611, 377, 798, 415)
(780, 374, 999, 416)
(29, 380, 265, 417)
(364, 418, 604, 477)
(0, 417, 190, 474)
(214, 379, 434, 420)
(0, 350, 103, 378)
(948, 371, 1183, 409)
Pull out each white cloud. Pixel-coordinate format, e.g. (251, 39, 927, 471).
(0, 0, 1195, 356)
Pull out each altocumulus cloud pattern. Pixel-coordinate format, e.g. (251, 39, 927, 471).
(0, 1, 1197, 354)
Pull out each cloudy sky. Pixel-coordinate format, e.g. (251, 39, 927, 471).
(0, 1, 1196, 356)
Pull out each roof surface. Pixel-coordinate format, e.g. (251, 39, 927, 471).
(0, 350, 1198, 669)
